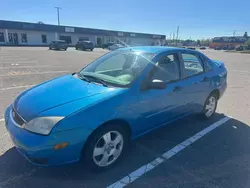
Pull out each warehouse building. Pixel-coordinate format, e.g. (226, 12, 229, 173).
(0, 20, 166, 46)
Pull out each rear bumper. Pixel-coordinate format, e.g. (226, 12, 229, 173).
(4, 106, 91, 166)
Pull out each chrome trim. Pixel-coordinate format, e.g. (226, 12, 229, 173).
(10, 108, 26, 128)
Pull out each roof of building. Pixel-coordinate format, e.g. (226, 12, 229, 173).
(212, 36, 248, 43)
(118, 46, 195, 54)
(0, 20, 166, 40)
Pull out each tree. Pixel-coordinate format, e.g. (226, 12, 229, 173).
(243, 32, 248, 38)
(245, 39, 250, 50)
(37, 21, 44, 24)
(200, 39, 211, 46)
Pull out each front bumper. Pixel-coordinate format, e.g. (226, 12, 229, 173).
(4, 106, 91, 166)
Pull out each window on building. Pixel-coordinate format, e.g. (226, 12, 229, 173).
(21, 33, 27, 43)
(152, 54, 180, 83)
(59, 36, 72, 44)
(0, 33, 5, 42)
(41, 34, 47, 43)
(181, 53, 204, 78)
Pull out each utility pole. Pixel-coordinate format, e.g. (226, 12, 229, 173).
(176, 26, 179, 45)
(55, 7, 61, 25)
(173, 33, 175, 43)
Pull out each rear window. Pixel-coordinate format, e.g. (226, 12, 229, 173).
(58, 41, 66, 44)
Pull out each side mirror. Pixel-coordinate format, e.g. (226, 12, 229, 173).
(148, 79, 166, 89)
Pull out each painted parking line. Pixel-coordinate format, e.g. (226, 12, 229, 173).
(0, 118, 3, 122)
(0, 65, 59, 70)
(107, 116, 231, 188)
(0, 70, 68, 77)
(0, 85, 35, 92)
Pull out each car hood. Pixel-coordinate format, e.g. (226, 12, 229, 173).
(14, 75, 121, 121)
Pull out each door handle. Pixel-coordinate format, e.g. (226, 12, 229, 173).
(173, 86, 182, 92)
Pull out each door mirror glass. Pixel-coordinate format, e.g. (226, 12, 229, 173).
(148, 79, 166, 89)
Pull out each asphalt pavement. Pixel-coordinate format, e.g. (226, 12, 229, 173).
(0, 47, 249, 188)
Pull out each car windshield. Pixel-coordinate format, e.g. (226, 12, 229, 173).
(80, 51, 154, 87)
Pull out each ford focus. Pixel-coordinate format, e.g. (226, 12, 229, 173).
(4, 46, 227, 171)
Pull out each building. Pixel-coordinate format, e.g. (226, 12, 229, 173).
(0, 20, 166, 46)
(210, 36, 248, 48)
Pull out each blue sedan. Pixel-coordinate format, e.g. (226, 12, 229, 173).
(4, 46, 227, 170)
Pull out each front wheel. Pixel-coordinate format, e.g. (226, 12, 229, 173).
(201, 93, 218, 119)
(83, 124, 129, 171)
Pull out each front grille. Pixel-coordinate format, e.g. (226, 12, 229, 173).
(11, 108, 25, 125)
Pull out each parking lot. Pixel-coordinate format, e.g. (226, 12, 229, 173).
(0, 47, 250, 188)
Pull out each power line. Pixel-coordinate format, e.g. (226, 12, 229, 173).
(54, 7, 61, 25)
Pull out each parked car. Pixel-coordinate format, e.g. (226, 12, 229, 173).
(5, 47, 227, 171)
(215, 47, 222, 50)
(49, 40, 68, 50)
(200, 47, 206, 50)
(102, 42, 115, 49)
(236, 46, 244, 51)
(75, 41, 94, 51)
(187, 47, 196, 50)
(108, 44, 124, 51)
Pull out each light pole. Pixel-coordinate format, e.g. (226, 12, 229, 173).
(176, 26, 179, 46)
(55, 7, 61, 25)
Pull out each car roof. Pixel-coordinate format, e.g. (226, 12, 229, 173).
(117, 46, 198, 54)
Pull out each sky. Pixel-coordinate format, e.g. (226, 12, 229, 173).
(1, 0, 250, 40)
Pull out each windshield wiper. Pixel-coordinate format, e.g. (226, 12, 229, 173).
(82, 74, 109, 87)
(75, 72, 91, 83)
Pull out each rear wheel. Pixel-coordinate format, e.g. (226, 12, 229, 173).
(83, 124, 129, 171)
(201, 93, 218, 119)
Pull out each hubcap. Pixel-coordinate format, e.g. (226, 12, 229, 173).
(93, 131, 124, 167)
(205, 96, 216, 117)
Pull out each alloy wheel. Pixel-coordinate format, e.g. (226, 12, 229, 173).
(205, 96, 216, 117)
(93, 131, 124, 167)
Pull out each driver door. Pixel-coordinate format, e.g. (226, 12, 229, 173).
(137, 53, 188, 134)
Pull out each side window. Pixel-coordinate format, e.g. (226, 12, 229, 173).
(181, 53, 204, 78)
(152, 54, 180, 83)
(95, 54, 126, 72)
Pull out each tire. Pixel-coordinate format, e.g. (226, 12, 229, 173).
(75, 47, 78, 50)
(49, 47, 52, 50)
(201, 92, 218, 119)
(83, 124, 129, 171)
(91, 48, 93, 51)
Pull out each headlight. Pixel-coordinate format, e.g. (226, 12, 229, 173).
(24, 117, 64, 135)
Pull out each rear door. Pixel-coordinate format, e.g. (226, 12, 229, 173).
(178, 52, 211, 113)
